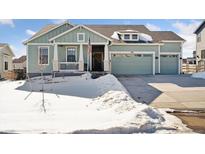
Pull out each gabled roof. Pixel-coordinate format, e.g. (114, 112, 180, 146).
(24, 23, 185, 44)
(13, 55, 26, 63)
(49, 25, 112, 42)
(0, 43, 15, 57)
(86, 25, 184, 43)
(194, 20, 205, 34)
(23, 22, 74, 44)
(0, 43, 8, 48)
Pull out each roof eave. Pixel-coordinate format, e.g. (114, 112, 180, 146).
(194, 20, 205, 34)
(49, 25, 112, 42)
(23, 22, 72, 45)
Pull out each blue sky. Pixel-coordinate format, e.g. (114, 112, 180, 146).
(0, 19, 202, 58)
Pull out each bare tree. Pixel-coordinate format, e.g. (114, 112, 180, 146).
(38, 48, 48, 113)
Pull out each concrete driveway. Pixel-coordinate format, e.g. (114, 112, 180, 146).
(117, 75, 205, 110)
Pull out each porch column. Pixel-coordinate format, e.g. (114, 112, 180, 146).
(53, 44, 59, 71)
(79, 44, 84, 71)
(104, 44, 109, 72)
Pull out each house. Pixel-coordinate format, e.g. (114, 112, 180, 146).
(13, 55, 26, 70)
(194, 20, 205, 65)
(183, 51, 196, 64)
(24, 22, 184, 77)
(0, 43, 15, 78)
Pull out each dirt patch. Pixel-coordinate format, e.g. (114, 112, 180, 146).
(170, 112, 205, 133)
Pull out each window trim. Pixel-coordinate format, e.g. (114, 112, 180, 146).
(4, 61, 8, 71)
(197, 33, 201, 42)
(132, 34, 139, 40)
(201, 50, 205, 59)
(77, 33, 85, 42)
(66, 46, 78, 62)
(3, 55, 9, 71)
(123, 33, 139, 41)
(123, 34, 130, 40)
(38, 46, 49, 65)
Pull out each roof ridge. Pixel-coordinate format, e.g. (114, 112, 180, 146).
(86, 24, 146, 26)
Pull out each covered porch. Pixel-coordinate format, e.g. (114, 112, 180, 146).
(52, 43, 110, 73)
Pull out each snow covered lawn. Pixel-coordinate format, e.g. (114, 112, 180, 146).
(192, 71, 205, 79)
(0, 74, 192, 133)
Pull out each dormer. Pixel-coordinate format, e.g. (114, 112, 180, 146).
(119, 30, 139, 41)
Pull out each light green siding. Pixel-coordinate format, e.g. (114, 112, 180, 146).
(109, 45, 159, 73)
(58, 45, 79, 62)
(160, 42, 181, 52)
(160, 55, 178, 74)
(29, 24, 73, 43)
(58, 45, 88, 63)
(27, 45, 54, 73)
(55, 27, 108, 43)
(111, 54, 153, 75)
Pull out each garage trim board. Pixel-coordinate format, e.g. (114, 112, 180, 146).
(109, 51, 155, 75)
(160, 52, 181, 74)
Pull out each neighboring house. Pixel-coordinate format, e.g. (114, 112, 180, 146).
(24, 22, 184, 77)
(194, 20, 205, 65)
(183, 51, 196, 64)
(0, 43, 15, 78)
(13, 55, 26, 70)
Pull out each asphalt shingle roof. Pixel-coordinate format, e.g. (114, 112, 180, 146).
(26, 24, 185, 43)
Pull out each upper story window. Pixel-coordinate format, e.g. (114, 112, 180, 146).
(201, 50, 205, 59)
(132, 34, 138, 40)
(123, 33, 139, 41)
(39, 47, 49, 65)
(77, 33, 85, 42)
(123, 34, 130, 40)
(67, 47, 77, 62)
(197, 33, 201, 42)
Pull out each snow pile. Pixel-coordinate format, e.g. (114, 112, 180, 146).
(0, 74, 192, 134)
(192, 71, 205, 79)
(81, 72, 92, 80)
(139, 33, 153, 42)
(111, 31, 120, 40)
(94, 91, 136, 113)
(88, 74, 192, 133)
(94, 74, 128, 95)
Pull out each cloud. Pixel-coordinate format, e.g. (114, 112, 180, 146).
(26, 29, 36, 36)
(146, 23, 161, 31)
(172, 20, 201, 57)
(52, 19, 68, 24)
(0, 19, 15, 27)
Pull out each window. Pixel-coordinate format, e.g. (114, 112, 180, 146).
(67, 47, 77, 62)
(4, 61, 8, 70)
(123, 33, 139, 41)
(39, 47, 49, 65)
(132, 34, 138, 40)
(201, 50, 205, 59)
(197, 33, 201, 42)
(77, 33, 85, 42)
(124, 34, 130, 40)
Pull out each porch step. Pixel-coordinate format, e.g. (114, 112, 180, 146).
(53, 71, 85, 77)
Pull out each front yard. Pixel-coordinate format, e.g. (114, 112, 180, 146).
(0, 73, 191, 133)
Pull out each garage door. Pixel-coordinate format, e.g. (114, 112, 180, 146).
(111, 53, 153, 75)
(160, 55, 178, 74)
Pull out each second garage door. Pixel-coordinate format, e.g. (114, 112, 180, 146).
(111, 53, 153, 75)
(160, 55, 179, 74)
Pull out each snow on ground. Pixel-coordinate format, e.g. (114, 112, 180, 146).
(192, 71, 205, 79)
(0, 74, 192, 133)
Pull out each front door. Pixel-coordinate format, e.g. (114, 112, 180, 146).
(92, 52, 103, 71)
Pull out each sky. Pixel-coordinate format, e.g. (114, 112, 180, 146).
(0, 19, 202, 58)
